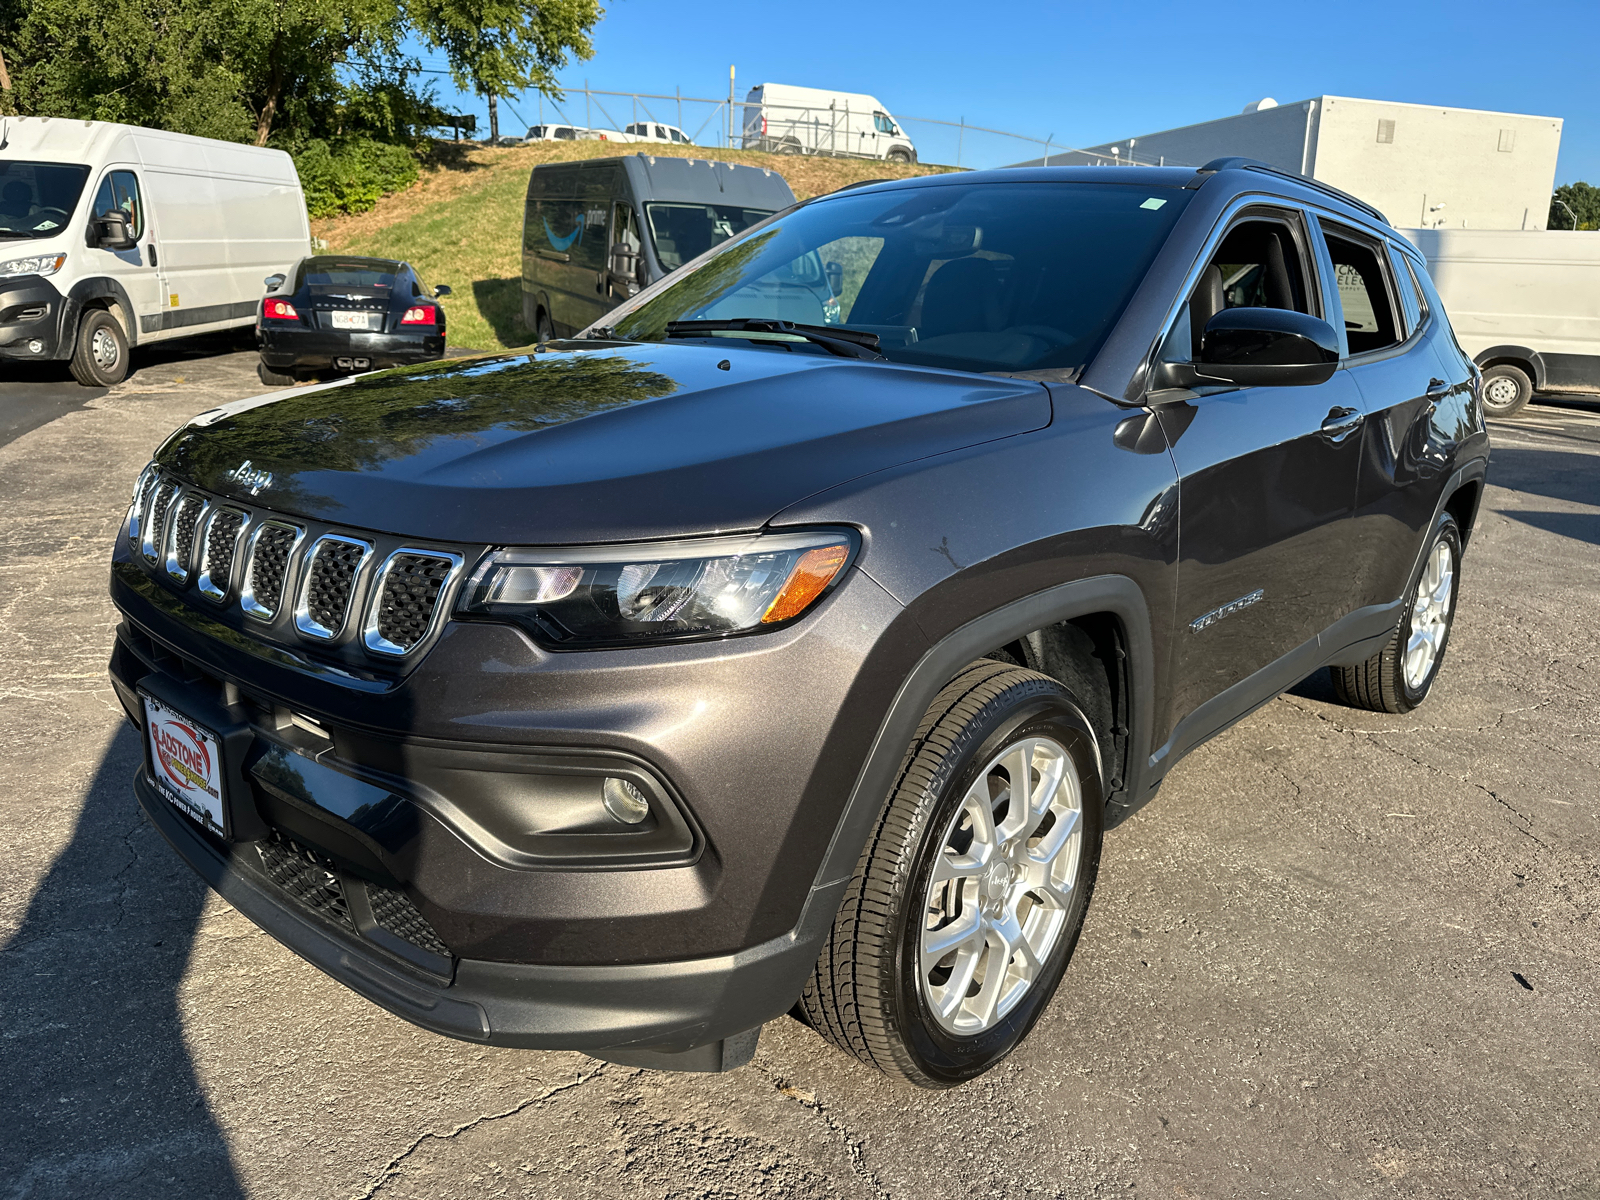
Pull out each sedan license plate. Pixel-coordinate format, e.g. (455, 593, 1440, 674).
(143, 693, 226, 836)
(329, 310, 380, 330)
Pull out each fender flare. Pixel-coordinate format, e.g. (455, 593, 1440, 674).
(791, 574, 1156, 950)
(58, 276, 142, 356)
(1474, 344, 1545, 390)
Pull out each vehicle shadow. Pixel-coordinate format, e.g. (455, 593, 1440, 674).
(1497, 510, 1600, 547)
(470, 277, 531, 348)
(0, 724, 244, 1198)
(1486, 448, 1600, 508)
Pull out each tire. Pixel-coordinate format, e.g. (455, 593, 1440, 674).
(800, 659, 1104, 1087)
(776, 139, 803, 156)
(1331, 513, 1462, 714)
(257, 360, 299, 387)
(535, 309, 555, 345)
(68, 308, 129, 386)
(887, 150, 912, 165)
(1480, 363, 1532, 417)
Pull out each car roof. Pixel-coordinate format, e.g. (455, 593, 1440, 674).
(819, 162, 1391, 237)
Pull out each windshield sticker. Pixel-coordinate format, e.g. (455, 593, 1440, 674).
(1140, 197, 1168, 211)
(543, 213, 586, 251)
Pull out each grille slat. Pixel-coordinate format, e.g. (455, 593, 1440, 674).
(257, 834, 356, 933)
(142, 482, 176, 562)
(299, 538, 368, 637)
(167, 495, 206, 579)
(243, 524, 299, 619)
(198, 508, 246, 600)
(367, 883, 452, 958)
(371, 553, 455, 653)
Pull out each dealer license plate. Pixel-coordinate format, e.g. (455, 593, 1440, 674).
(143, 693, 226, 836)
(329, 310, 380, 330)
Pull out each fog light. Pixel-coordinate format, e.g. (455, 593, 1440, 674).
(27, 339, 43, 354)
(601, 777, 650, 825)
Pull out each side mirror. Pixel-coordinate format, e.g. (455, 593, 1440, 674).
(610, 243, 637, 272)
(94, 210, 137, 252)
(264, 273, 286, 291)
(1153, 307, 1340, 390)
(825, 260, 844, 296)
(433, 284, 452, 298)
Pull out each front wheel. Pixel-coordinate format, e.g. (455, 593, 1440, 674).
(887, 149, 913, 165)
(1480, 363, 1532, 417)
(69, 309, 129, 386)
(1332, 513, 1462, 713)
(535, 309, 555, 345)
(800, 660, 1104, 1087)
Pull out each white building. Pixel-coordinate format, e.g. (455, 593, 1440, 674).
(1012, 96, 1563, 231)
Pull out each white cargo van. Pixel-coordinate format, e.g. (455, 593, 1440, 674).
(0, 116, 310, 385)
(742, 83, 917, 163)
(1402, 227, 1600, 416)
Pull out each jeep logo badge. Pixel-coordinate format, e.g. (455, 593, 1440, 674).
(225, 460, 273, 496)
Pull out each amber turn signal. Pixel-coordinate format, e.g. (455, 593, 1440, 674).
(761, 543, 851, 624)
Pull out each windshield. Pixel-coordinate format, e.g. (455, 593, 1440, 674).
(645, 202, 776, 272)
(0, 161, 92, 239)
(613, 181, 1191, 375)
(297, 259, 398, 293)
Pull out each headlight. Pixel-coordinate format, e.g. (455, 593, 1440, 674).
(0, 253, 67, 279)
(460, 529, 856, 648)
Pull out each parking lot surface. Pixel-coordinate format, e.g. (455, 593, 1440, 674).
(2, 351, 1596, 1198)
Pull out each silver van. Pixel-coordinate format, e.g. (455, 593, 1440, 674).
(519, 154, 795, 340)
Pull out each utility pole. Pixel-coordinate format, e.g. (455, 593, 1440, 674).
(487, 93, 499, 144)
(728, 65, 735, 148)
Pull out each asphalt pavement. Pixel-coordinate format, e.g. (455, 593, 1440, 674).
(2, 351, 1596, 1199)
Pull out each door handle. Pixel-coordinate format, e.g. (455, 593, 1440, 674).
(147, 243, 159, 268)
(1426, 377, 1449, 394)
(1320, 406, 1363, 442)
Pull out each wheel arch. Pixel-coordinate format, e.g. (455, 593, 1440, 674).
(795, 575, 1156, 951)
(1444, 478, 1484, 548)
(1474, 345, 1544, 390)
(58, 276, 141, 356)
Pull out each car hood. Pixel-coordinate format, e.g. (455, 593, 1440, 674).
(156, 340, 1052, 544)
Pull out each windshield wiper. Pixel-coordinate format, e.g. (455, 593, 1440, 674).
(665, 319, 885, 361)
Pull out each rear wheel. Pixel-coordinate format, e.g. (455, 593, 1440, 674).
(69, 309, 129, 386)
(1331, 513, 1462, 713)
(887, 149, 913, 165)
(800, 659, 1104, 1087)
(257, 361, 299, 387)
(1480, 363, 1532, 417)
(535, 309, 555, 345)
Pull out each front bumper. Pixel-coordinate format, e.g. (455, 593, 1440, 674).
(258, 324, 445, 370)
(0, 275, 64, 360)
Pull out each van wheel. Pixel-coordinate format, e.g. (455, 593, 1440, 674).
(800, 660, 1104, 1087)
(257, 361, 299, 387)
(69, 309, 129, 387)
(777, 139, 803, 156)
(1480, 364, 1532, 417)
(535, 310, 555, 345)
(887, 149, 913, 165)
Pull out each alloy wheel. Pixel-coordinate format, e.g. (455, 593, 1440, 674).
(919, 735, 1083, 1035)
(1404, 539, 1456, 691)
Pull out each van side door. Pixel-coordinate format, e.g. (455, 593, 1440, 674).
(1156, 206, 1369, 751)
(85, 168, 166, 335)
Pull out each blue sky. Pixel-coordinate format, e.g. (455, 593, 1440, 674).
(413, 0, 1599, 185)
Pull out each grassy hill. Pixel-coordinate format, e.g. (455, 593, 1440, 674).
(313, 141, 955, 352)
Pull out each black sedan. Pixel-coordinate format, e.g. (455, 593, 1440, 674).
(256, 255, 450, 385)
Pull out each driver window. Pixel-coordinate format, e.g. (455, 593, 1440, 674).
(612, 202, 640, 254)
(1183, 217, 1311, 358)
(92, 170, 144, 239)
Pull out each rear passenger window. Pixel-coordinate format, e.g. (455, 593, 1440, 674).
(1387, 245, 1423, 334)
(1322, 229, 1401, 355)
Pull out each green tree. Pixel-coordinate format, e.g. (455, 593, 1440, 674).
(1550, 182, 1600, 231)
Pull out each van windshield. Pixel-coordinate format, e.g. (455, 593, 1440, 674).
(0, 161, 93, 239)
(611, 181, 1191, 376)
(645, 203, 775, 271)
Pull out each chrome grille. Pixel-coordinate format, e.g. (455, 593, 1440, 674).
(196, 508, 247, 601)
(366, 551, 460, 655)
(165, 494, 207, 581)
(127, 467, 159, 547)
(296, 536, 370, 639)
(141, 481, 176, 563)
(241, 523, 301, 620)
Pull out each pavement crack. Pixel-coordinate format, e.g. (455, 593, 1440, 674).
(755, 1062, 890, 1199)
(350, 1064, 607, 1199)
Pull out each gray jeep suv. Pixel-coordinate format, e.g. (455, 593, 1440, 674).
(109, 159, 1486, 1087)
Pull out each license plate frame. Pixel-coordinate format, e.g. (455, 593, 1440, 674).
(142, 691, 227, 836)
(329, 310, 380, 331)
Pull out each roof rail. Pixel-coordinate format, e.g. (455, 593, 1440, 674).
(1185, 156, 1389, 226)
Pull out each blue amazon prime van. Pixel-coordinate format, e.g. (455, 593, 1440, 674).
(520, 154, 796, 340)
